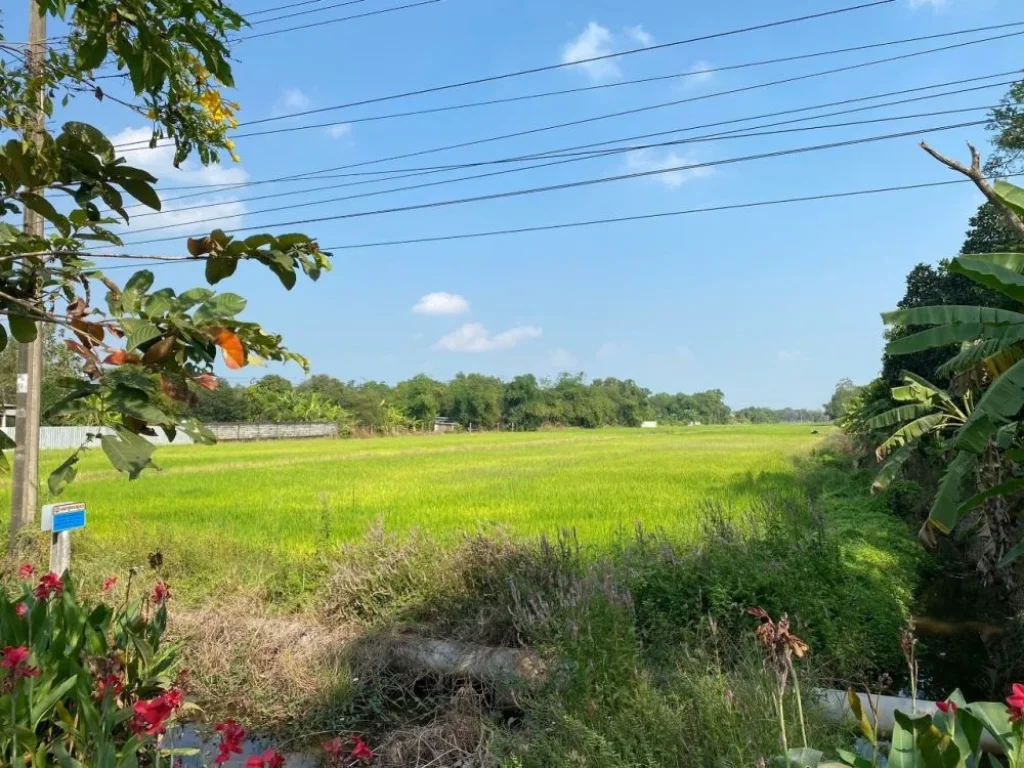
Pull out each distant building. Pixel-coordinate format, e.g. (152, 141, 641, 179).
(0, 404, 14, 429)
(641, 421, 658, 428)
(433, 417, 458, 434)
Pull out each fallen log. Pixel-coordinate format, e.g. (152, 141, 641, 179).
(386, 635, 547, 688)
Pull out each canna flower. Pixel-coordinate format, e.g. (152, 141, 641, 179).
(14, 603, 27, 618)
(130, 689, 184, 735)
(936, 700, 957, 716)
(214, 720, 246, 764)
(350, 736, 374, 763)
(18, 563, 35, 580)
(151, 581, 171, 604)
(1007, 683, 1024, 722)
(322, 737, 343, 758)
(35, 572, 63, 600)
(1, 646, 39, 680)
(103, 576, 118, 593)
(94, 673, 124, 700)
(245, 749, 286, 768)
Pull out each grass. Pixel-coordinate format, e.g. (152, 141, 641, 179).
(1, 424, 826, 601)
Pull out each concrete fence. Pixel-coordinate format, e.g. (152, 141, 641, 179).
(1, 422, 337, 451)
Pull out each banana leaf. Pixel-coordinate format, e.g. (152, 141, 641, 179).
(995, 179, 1024, 219)
(948, 256, 1024, 303)
(882, 304, 1024, 327)
(928, 450, 977, 535)
(957, 476, 1024, 519)
(872, 442, 915, 493)
(955, 357, 1024, 452)
(866, 404, 936, 430)
(886, 323, 984, 356)
(875, 413, 948, 460)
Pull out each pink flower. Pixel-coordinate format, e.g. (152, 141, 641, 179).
(936, 700, 957, 715)
(1, 646, 38, 680)
(130, 689, 184, 736)
(1008, 683, 1024, 722)
(214, 720, 246, 764)
(18, 564, 35, 580)
(322, 737, 343, 758)
(351, 736, 374, 764)
(14, 603, 27, 618)
(102, 576, 118, 593)
(34, 572, 63, 600)
(245, 749, 286, 768)
(94, 673, 123, 700)
(151, 581, 171, 604)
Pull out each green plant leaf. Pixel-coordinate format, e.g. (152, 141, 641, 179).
(966, 702, 1020, 757)
(847, 689, 876, 745)
(928, 451, 976, 535)
(206, 292, 246, 317)
(882, 305, 1024, 327)
(48, 452, 81, 495)
(949, 256, 1024, 303)
(100, 427, 157, 480)
(875, 413, 948, 460)
(119, 178, 161, 210)
(998, 538, 1024, 568)
(205, 255, 238, 284)
(20, 192, 70, 236)
(9, 314, 38, 343)
(886, 324, 985, 356)
(957, 477, 1024, 519)
(995, 179, 1024, 218)
(122, 320, 161, 352)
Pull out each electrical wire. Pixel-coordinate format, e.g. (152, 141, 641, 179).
(110, 118, 989, 249)
(248, 0, 372, 25)
(121, 103, 1000, 235)
(113, 20, 1024, 151)
(231, 0, 440, 42)
(87, 171, 1024, 268)
(125, 70, 1020, 207)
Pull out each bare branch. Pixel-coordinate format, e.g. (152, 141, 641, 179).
(920, 140, 1024, 241)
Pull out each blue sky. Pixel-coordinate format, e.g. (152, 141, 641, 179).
(5, 0, 1021, 408)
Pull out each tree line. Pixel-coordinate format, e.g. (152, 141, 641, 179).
(186, 372, 824, 431)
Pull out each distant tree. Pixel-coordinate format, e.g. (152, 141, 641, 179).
(297, 374, 348, 406)
(0, 334, 82, 424)
(823, 378, 862, 421)
(592, 378, 653, 427)
(192, 380, 247, 422)
(448, 373, 503, 429)
(502, 374, 548, 430)
(394, 374, 445, 427)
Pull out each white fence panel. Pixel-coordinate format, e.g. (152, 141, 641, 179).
(0, 422, 336, 451)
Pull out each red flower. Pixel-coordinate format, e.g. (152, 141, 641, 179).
(214, 720, 246, 764)
(1007, 683, 1024, 722)
(35, 573, 63, 600)
(245, 749, 286, 768)
(151, 581, 171, 604)
(18, 564, 35, 580)
(322, 737, 343, 757)
(1, 646, 39, 680)
(1, 646, 30, 670)
(130, 689, 184, 736)
(95, 673, 124, 700)
(14, 603, 27, 618)
(936, 700, 957, 715)
(103, 576, 118, 593)
(351, 736, 374, 764)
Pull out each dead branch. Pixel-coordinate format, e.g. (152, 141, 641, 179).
(920, 141, 1024, 241)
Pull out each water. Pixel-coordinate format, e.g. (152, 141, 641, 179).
(163, 725, 317, 768)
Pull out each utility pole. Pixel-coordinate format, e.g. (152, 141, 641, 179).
(9, 0, 47, 553)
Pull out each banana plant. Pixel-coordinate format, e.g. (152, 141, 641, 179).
(868, 373, 972, 493)
(882, 180, 1024, 542)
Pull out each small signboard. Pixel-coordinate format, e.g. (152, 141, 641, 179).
(42, 502, 86, 533)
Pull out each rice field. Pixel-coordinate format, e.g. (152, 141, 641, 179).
(2, 424, 827, 598)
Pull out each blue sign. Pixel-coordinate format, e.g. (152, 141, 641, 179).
(42, 502, 86, 533)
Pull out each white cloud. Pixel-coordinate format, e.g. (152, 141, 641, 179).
(626, 149, 714, 188)
(549, 348, 578, 369)
(625, 25, 655, 47)
(326, 123, 352, 140)
(413, 292, 470, 315)
(562, 23, 620, 81)
(110, 127, 249, 237)
(275, 87, 310, 114)
(778, 350, 804, 362)
(436, 323, 542, 353)
(683, 60, 715, 88)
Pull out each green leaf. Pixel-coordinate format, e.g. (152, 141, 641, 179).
(835, 749, 873, 768)
(995, 179, 1024, 218)
(966, 701, 1020, 757)
(75, 33, 108, 70)
(847, 689, 876, 745)
(20, 192, 70, 236)
(948, 256, 1024, 303)
(886, 324, 984, 356)
(867, 405, 936, 430)
(275, 232, 311, 248)
(958, 477, 1024, 518)
(48, 451, 81, 495)
(9, 314, 38, 343)
(124, 269, 155, 295)
(143, 290, 175, 318)
(0, 322, 9, 353)
(998, 538, 1024, 568)
(119, 178, 161, 211)
(887, 718, 920, 768)
(179, 287, 214, 307)
(873, 443, 915, 493)
(122, 319, 161, 352)
(0, 429, 15, 471)
(100, 427, 156, 480)
(875, 414, 947, 459)
(244, 233, 275, 249)
(882, 305, 1024, 327)
(206, 292, 246, 317)
(928, 451, 977, 535)
(956, 357, 1024, 450)
(205, 256, 238, 285)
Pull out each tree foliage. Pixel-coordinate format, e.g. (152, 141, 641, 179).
(0, 0, 330, 493)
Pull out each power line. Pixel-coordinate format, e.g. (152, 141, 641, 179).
(112, 118, 987, 249)
(121, 103, 999, 235)
(248, 0, 372, 25)
(246, 0, 338, 16)
(114, 21, 1024, 152)
(231, 0, 440, 42)
(231, 1, 895, 117)
(140, 70, 1018, 203)
(89, 172, 1024, 268)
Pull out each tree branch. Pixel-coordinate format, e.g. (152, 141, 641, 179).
(920, 141, 1024, 241)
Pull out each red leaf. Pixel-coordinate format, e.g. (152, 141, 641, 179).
(103, 350, 141, 366)
(70, 318, 105, 347)
(160, 376, 191, 403)
(65, 339, 98, 363)
(193, 374, 219, 391)
(210, 328, 245, 370)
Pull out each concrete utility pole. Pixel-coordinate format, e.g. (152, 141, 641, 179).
(9, 0, 47, 552)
